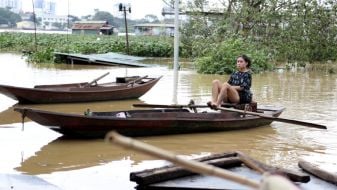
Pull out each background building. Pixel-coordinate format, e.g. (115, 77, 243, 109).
(34, 0, 56, 17)
(134, 23, 174, 36)
(34, 0, 43, 8)
(41, 14, 67, 30)
(0, 0, 22, 13)
(72, 21, 114, 35)
(32, 0, 67, 30)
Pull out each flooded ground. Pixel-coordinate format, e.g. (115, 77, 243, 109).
(0, 53, 336, 189)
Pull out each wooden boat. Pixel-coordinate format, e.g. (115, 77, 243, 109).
(0, 75, 161, 104)
(14, 105, 285, 138)
(129, 151, 337, 190)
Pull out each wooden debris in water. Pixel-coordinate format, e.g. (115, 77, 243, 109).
(299, 159, 337, 185)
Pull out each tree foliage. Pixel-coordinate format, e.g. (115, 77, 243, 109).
(182, 0, 337, 73)
(92, 10, 114, 25)
(90, 10, 138, 32)
(196, 38, 270, 74)
(144, 14, 159, 23)
(0, 7, 21, 26)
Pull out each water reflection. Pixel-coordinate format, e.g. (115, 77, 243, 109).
(1, 53, 337, 189)
(17, 127, 281, 175)
(0, 122, 61, 174)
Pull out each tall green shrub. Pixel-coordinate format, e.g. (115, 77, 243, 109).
(196, 38, 270, 74)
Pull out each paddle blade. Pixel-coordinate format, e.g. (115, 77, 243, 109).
(271, 117, 327, 129)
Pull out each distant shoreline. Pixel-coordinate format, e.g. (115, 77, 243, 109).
(0, 28, 70, 34)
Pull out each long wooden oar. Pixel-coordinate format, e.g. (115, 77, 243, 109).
(133, 102, 237, 109)
(83, 72, 110, 87)
(106, 131, 260, 189)
(133, 103, 210, 109)
(133, 103, 326, 129)
(216, 106, 326, 129)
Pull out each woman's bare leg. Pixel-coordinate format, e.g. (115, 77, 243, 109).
(216, 83, 240, 106)
(216, 83, 228, 106)
(227, 85, 240, 103)
(211, 80, 222, 105)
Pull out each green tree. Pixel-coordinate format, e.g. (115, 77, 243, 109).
(68, 15, 80, 22)
(52, 22, 67, 30)
(182, 0, 337, 70)
(144, 14, 159, 23)
(68, 14, 80, 27)
(92, 10, 114, 25)
(91, 10, 138, 31)
(0, 7, 21, 26)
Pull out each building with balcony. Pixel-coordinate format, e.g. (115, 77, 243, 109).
(134, 23, 174, 36)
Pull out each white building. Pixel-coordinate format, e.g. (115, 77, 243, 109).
(0, 0, 22, 13)
(43, 0, 56, 15)
(40, 14, 67, 30)
(32, 0, 66, 30)
(34, 0, 56, 17)
(134, 23, 175, 36)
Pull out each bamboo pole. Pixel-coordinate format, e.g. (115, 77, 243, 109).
(131, 157, 242, 185)
(106, 131, 260, 189)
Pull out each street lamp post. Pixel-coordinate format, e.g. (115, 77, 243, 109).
(119, 3, 131, 55)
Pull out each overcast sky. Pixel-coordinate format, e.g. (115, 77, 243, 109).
(22, 0, 166, 19)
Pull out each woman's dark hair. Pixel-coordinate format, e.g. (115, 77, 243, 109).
(238, 54, 251, 68)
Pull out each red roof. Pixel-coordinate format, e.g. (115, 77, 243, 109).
(72, 21, 114, 30)
(72, 23, 105, 30)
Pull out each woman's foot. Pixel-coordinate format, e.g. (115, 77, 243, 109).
(207, 101, 218, 109)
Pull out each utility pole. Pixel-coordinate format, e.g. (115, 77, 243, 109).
(119, 3, 131, 55)
(32, 0, 37, 52)
(172, 0, 179, 104)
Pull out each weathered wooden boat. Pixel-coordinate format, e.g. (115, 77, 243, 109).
(130, 151, 337, 190)
(0, 75, 161, 104)
(14, 105, 285, 138)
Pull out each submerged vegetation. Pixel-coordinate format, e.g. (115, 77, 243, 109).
(0, 32, 174, 63)
(0, 32, 271, 73)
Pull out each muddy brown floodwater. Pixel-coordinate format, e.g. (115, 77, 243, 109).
(0, 53, 336, 189)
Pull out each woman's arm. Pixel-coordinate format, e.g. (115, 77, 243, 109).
(240, 72, 252, 90)
(231, 85, 243, 91)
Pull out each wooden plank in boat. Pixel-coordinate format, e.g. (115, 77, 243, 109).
(137, 166, 337, 190)
(132, 152, 312, 190)
(141, 166, 262, 190)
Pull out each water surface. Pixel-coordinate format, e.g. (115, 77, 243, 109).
(0, 53, 336, 189)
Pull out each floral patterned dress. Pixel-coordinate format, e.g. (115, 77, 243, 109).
(228, 71, 252, 103)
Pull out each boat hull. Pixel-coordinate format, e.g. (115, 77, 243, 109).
(14, 107, 284, 138)
(0, 77, 161, 104)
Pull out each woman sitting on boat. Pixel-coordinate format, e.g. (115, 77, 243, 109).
(209, 54, 252, 108)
